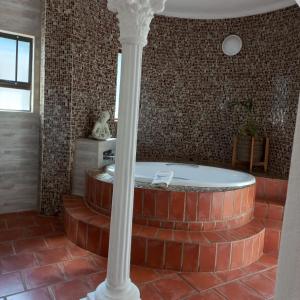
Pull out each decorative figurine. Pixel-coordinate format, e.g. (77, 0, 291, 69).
(90, 111, 112, 140)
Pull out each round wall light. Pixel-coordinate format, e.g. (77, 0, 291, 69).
(222, 35, 243, 56)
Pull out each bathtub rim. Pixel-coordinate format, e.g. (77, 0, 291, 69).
(105, 162, 256, 191)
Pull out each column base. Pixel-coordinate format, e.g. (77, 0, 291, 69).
(81, 280, 141, 300)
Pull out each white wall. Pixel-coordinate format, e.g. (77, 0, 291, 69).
(0, 0, 41, 212)
(275, 97, 300, 299)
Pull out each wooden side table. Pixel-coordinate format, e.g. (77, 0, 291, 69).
(232, 136, 269, 173)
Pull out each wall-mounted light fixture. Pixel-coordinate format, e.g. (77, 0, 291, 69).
(222, 35, 242, 56)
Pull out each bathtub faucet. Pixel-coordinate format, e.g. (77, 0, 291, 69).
(103, 150, 115, 161)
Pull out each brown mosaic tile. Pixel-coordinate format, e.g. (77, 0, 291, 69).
(40, 0, 300, 214)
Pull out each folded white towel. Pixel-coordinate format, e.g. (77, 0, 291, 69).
(152, 171, 174, 187)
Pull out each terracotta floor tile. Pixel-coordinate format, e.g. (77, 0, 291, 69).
(52, 224, 65, 235)
(153, 275, 195, 300)
(45, 235, 72, 249)
(24, 225, 54, 238)
(186, 290, 225, 300)
(6, 217, 35, 229)
(0, 229, 24, 243)
(1, 253, 37, 273)
(140, 284, 163, 300)
(181, 272, 222, 291)
(155, 269, 177, 277)
(257, 255, 278, 267)
(67, 244, 91, 258)
(62, 257, 98, 279)
(216, 268, 246, 282)
(85, 271, 106, 290)
(14, 238, 47, 254)
(241, 262, 268, 274)
(242, 273, 275, 298)
(89, 255, 107, 270)
(34, 216, 60, 227)
(131, 265, 161, 285)
(0, 273, 25, 297)
(6, 288, 52, 300)
(51, 279, 91, 300)
(0, 243, 14, 257)
(262, 267, 277, 281)
(0, 220, 6, 231)
(216, 281, 264, 300)
(0, 210, 282, 300)
(35, 247, 70, 266)
(24, 265, 65, 289)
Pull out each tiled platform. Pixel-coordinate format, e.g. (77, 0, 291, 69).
(0, 211, 278, 299)
(86, 173, 256, 231)
(64, 196, 265, 272)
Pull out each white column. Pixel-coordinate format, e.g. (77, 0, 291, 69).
(83, 1, 166, 300)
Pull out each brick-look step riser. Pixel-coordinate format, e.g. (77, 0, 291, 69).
(254, 201, 284, 221)
(254, 177, 287, 254)
(64, 197, 265, 273)
(86, 174, 256, 231)
(256, 177, 287, 203)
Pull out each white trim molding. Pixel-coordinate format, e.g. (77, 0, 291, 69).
(160, 0, 296, 20)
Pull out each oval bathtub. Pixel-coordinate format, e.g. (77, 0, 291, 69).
(86, 163, 257, 233)
(106, 162, 255, 189)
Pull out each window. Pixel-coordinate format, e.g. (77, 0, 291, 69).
(114, 52, 122, 120)
(0, 32, 33, 112)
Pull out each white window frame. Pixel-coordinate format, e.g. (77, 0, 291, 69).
(0, 30, 34, 113)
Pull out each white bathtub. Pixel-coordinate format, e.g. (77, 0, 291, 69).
(106, 162, 255, 188)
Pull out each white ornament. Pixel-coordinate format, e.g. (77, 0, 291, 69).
(90, 111, 112, 141)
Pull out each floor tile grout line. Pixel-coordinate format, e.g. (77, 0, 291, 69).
(177, 263, 277, 296)
(176, 272, 201, 293)
(0, 212, 279, 300)
(260, 269, 277, 282)
(48, 285, 57, 300)
(147, 279, 167, 300)
(239, 279, 268, 299)
(212, 287, 230, 300)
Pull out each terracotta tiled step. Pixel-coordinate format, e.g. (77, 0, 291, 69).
(254, 193, 285, 255)
(258, 218, 282, 255)
(254, 198, 285, 221)
(86, 173, 256, 231)
(64, 196, 265, 273)
(255, 177, 287, 203)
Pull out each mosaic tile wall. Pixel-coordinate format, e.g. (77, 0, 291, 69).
(138, 6, 300, 178)
(40, 1, 300, 213)
(40, 0, 74, 215)
(40, 0, 119, 214)
(71, 0, 119, 139)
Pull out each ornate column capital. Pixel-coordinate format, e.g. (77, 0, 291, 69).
(108, 0, 167, 47)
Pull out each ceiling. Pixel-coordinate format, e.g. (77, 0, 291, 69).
(159, 0, 296, 19)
